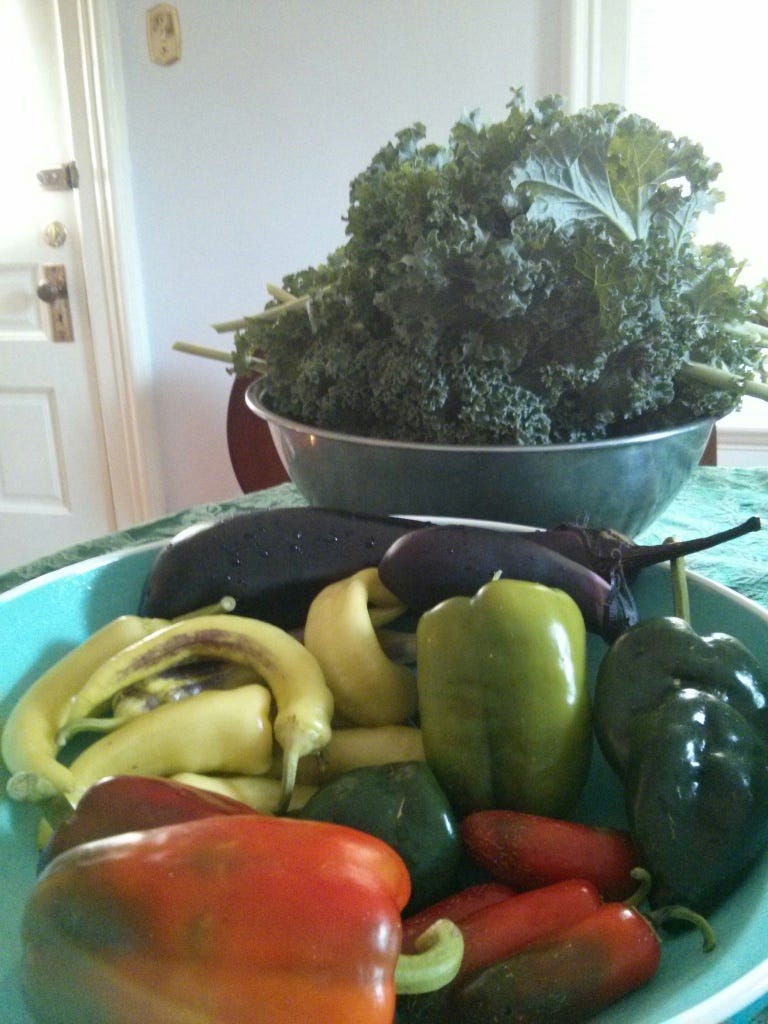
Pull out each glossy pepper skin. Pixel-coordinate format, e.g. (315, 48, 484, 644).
(38, 774, 257, 873)
(450, 903, 661, 1023)
(401, 883, 515, 953)
(298, 761, 462, 913)
(416, 579, 591, 816)
(397, 902, 659, 1024)
(595, 616, 768, 913)
(22, 814, 412, 1024)
(460, 809, 640, 902)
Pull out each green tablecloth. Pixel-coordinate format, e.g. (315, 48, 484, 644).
(1, 467, 766, 605)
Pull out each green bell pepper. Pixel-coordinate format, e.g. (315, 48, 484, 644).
(594, 558, 768, 914)
(297, 760, 462, 913)
(415, 578, 592, 818)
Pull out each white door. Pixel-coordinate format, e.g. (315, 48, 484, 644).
(0, 0, 117, 574)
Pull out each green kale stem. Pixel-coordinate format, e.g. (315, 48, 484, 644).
(725, 320, 768, 342)
(179, 288, 768, 410)
(681, 360, 768, 402)
(173, 341, 235, 364)
(213, 287, 313, 334)
(173, 337, 768, 409)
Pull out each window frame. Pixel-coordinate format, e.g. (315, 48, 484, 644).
(567, 0, 766, 459)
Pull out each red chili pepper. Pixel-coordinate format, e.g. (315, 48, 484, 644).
(38, 774, 256, 872)
(452, 902, 662, 1023)
(402, 882, 515, 953)
(23, 814, 466, 1023)
(461, 809, 640, 901)
(456, 879, 601, 982)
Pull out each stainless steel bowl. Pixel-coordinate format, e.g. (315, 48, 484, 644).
(246, 379, 714, 536)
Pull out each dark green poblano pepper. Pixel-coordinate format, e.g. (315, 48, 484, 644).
(297, 761, 462, 914)
(594, 554, 768, 915)
(416, 578, 592, 819)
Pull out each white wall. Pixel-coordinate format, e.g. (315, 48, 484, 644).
(107, 0, 569, 513)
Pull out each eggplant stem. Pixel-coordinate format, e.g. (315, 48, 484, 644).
(621, 516, 761, 576)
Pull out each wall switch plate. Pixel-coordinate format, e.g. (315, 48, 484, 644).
(147, 4, 181, 65)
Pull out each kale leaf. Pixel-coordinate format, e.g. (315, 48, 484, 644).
(233, 89, 767, 444)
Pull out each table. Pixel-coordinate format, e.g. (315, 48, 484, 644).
(1, 467, 766, 605)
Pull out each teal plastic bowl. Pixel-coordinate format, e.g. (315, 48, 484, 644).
(1, 539, 768, 1023)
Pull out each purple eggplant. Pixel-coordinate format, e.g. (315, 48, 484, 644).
(378, 525, 638, 641)
(140, 507, 427, 629)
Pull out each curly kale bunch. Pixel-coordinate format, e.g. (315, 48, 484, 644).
(234, 89, 767, 444)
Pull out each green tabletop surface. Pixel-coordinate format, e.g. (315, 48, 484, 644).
(1, 468, 766, 606)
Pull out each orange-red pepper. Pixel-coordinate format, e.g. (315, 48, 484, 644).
(452, 902, 662, 1022)
(21, 813, 462, 1024)
(401, 882, 516, 953)
(460, 809, 640, 901)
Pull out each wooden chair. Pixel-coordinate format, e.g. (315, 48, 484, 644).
(226, 375, 289, 492)
(699, 424, 718, 466)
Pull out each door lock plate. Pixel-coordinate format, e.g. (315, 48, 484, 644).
(38, 265, 73, 342)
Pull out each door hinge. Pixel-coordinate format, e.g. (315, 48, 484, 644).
(37, 161, 79, 191)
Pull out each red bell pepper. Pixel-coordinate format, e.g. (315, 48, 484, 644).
(401, 882, 515, 954)
(452, 902, 662, 1022)
(461, 809, 640, 901)
(38, 774, 256, 872)
(22, 814, 463, 1024)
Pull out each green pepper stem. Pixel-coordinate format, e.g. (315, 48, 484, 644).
(56, 716, 125, 745)
(625, 866, 653, 908)
(275, 750, 299, 816)
(649, 905, 717, 953)
(6, 770, 59, 802)
(394, 919, 465, 995)
(6, 770, 81, 808)
(273, 718, 309, 815)
(172, 596, 237, 620)
(666, 537, 691, 624)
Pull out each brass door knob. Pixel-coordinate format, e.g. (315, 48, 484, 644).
(37, 280, 67, 303)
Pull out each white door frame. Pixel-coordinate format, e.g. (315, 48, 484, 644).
(564, 0, 631, 111)
(57, 0, 164, 527)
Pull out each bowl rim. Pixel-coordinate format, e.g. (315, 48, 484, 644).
(245, 377, 715, 454)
